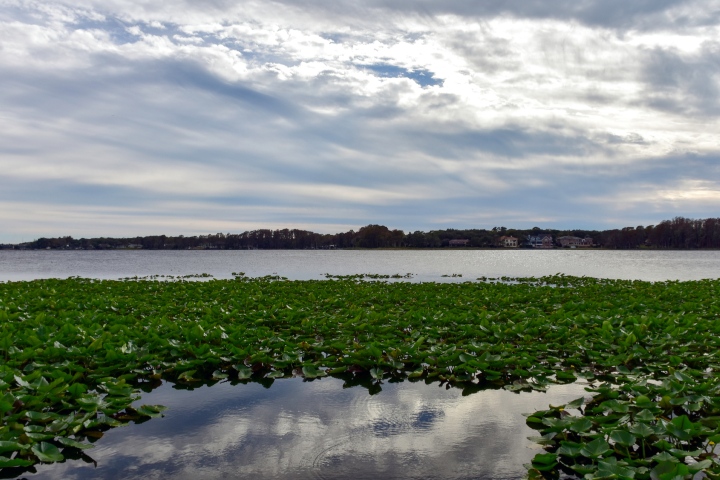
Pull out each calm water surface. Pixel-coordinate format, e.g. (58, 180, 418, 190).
(22, 379, 588, 480)
(1, 249, 719, 282)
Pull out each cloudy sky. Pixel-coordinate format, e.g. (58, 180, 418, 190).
(2, 1, 719, 242)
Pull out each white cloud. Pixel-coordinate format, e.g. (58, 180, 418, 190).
(1, 1, 719, 241)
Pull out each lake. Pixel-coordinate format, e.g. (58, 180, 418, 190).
(2, 249, 718, 479)
(1, 249, 719, 282)
(22, 378, 588, 480)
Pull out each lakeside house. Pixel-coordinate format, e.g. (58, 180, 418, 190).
(498, 236, 518, 248)
(557, 236, 594, 248)
(449, 239, 470, 247)
(527, 234, 554, 248)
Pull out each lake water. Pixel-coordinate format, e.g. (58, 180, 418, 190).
(1, 249, 719, 282)
(22, 378, 588, 480)
(3, 249, 718, 479)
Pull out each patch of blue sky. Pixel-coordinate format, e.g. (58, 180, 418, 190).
(0, 4, 37, 24)
(319, 32, 348, 44)
(362, 64, 444, 87)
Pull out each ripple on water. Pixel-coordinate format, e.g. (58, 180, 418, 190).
(14, 378, 590, 480)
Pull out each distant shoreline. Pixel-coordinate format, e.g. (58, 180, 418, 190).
(3, 246, 720, 251)
(3, 216, 720, 250)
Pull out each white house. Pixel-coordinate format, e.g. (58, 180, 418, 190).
(498, 236, 518, 247)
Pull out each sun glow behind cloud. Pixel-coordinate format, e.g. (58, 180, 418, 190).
(1, 0, 719, 241)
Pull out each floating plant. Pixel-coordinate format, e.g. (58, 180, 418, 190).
(0, 275, 719, 478)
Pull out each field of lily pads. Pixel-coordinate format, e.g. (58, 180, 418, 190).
(1, 274, 720, 479)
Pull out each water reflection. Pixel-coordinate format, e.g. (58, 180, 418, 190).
(20, 378, 588, 480)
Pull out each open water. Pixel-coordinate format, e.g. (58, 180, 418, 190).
(1, 249, 719, 282)
(22, 379, 588, 480)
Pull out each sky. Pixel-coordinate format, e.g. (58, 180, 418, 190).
(1, 1, 720, 242)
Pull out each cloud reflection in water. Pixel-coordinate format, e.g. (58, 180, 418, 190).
(25, 378, 588, 480)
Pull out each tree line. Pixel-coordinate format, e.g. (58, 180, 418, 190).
(12, 217, 720, 250)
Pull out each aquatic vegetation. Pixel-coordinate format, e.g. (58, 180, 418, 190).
(1, 275, 719, 477)
(323, 273, 414, 280)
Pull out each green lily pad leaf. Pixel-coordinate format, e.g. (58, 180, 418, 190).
(46, 419, 71, 433)
(649, 461, 689, 480)
(600, 399, 630, 413)
(526, 468, 546, 480)
(652, 451, 678, 463)
(302, 365, 326, 379)
(664, 415, 697, 441)
(26, 432, 55, 441)
(530, 452, 557, 471)
(580, 437, 611, 459)
(0, 397, 13, 416)
(635, 409, 656, 423)
(672, 448, 702, 459)
(527, 432, 557, 446)
(634, 395, 656, 408)
(67, 383, 88, 398)
(234, 365, 253, 379)
(13, 375, 31, 388)
(177, 370, 197, 381)
(0, 441, 28, 454)
(57, 437, 94, 450)
(610, 430, 637, 447)
(565, 396, 586, 409)
(673, 371, 693, 383)
(700, 417, 720, 430)
(135, 405, 167, 418)
(211, 370, 228, 380)
(369, 367, 383, 380)
(569, 417, 593, 433)
(629, 422, 656, 438)
(555, 370, 577, 382)
(541, 417, 572, 432)
(0, 456, 34, 468)
(76, 394, 105, 410)
(266, 370, 285, 379)
(597, 457, 636, 478)
(557, 442, 583, 458)
(570, 464, 597, 475)
(25, 411, 54, 423)
(652, 440, 674, 451)
(687, 459, 712, 474)
(31, 441, 64, 463)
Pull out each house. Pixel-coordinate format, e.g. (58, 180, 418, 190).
(557, 236, 594, 248)
(498, 236, 518, 248)
(527, 234, 554, 248)
(449, 239, 470, 247)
